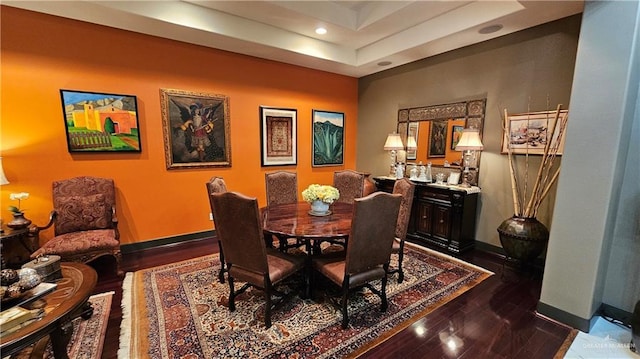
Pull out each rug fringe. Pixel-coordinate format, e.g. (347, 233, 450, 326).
(118, 272, 133, 359)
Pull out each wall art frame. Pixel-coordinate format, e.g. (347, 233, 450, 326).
(160, 88, 231, 169)
(428, 120, 447, 158)
(451, 125, 464, 150)
(406, 122, 419, 160)
(501, 110, 569, 155)
(260, 106, 297, 166)
(60, 89, 141, 153)
(312, 110, 344, 167)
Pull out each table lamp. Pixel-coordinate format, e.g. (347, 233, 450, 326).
(455, 129, 483, 187)
(406, 135, 417, 152)
(383, 133, 404, 178)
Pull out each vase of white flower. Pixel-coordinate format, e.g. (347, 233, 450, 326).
(7, 192, 31, 230)
(302, 184, 339, 216)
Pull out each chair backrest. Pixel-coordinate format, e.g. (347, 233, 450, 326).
(206, 176, 227, 219)
(265, 171, 297, 206)
(333, 170, 365, 204)
(52, 176, 116, 236)
(392, 178, 416, 240)
(209, 191, 269, 274)
(344, 192, 402, 274)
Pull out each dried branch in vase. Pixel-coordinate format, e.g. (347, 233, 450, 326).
(503, 104, 569, 218)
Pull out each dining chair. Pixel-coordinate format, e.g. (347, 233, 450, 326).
(387, 178, 416, 283)
(206, 176, 229, 283)
(265, 171, 298, 206)
(265, 171, 301, 250)
(209, 191, 306, 328)
(333, 170, 366, 204)
(312, 191, 402, 329)
(30, 176, 123, 276)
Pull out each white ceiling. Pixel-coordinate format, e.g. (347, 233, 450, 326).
(5, 1, 583, 78)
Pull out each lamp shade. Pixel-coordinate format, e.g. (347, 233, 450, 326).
(406, 135, 417, 150)
(455, 129, 484, 151)
(383, 133, 404, 151)
(0, 157, 9, 185)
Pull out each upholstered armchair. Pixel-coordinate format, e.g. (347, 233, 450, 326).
(31, 176, 122, 276)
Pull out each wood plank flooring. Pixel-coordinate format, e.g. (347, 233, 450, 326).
(90, 237, 573, 358)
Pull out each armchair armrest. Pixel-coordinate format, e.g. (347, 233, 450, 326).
(111, 205, 120, 240)
(29, 210, 57, 235)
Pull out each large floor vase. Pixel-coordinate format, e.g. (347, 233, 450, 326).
(497, 216, 549, 263)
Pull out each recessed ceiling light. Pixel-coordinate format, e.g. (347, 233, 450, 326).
(478, 24, 503, 34)
(377, 61, 392, 66)
(315, 27, 327, 35)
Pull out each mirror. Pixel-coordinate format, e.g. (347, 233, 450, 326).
(397, 99, 486, 185)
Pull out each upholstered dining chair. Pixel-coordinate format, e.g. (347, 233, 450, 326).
(31, 176, 123, 276)
(209, 191, 306, 328)
(206, 176, 229, 283)
(265, 171, 301, 251)
(312, 191, 402, 329)
(265, 171, 297, 206)
(333, 170, 366, 204)
(387, 178, 416, 283)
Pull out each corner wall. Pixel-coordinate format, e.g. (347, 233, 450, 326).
(357, 15, 581, 250)
(0, 7, 358, 245)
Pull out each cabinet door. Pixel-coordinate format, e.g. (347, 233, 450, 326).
(431, 204, 451, 239)
(414, 201, 433, 236)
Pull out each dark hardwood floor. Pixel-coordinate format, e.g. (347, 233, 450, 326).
(90, 237, 573, 359)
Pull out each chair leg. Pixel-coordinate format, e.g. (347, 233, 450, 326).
(397, 250, 405, 283)
(341, 279, 350, 329)
(264, 283, 272, 328)
(228, 275, 236, 312)
(113, 251, 124, 277)
(218, 240, 226, 283)
(381, 267, 389, 312)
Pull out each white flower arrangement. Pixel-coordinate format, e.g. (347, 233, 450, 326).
(8, 192, 29, 214)
(301, 184, 340, 204)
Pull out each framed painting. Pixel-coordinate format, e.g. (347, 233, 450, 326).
(60, 89, 141, 152)
(428, 120, 447, 158)
(451, 125, 464, 150)
(406, 122, 419, 160)
(312, 110, 344, 167)
(160, 88, 231, 169)
(260, 106, 297, 166)
(501, 110, 569, 155)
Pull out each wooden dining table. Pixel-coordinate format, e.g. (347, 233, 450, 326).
(261, 201, 354, 255)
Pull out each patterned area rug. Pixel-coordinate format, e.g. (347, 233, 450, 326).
(119, 244, 492, 358)
(14, 291, 113, 359)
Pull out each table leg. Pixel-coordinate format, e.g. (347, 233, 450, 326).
(50, 320, 73, 359)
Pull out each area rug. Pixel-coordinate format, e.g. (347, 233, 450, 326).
(119, 244, 492, 358)
(14, 291, 113, 359)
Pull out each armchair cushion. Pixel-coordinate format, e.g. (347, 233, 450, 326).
(55, 194, 111, 235)
(32, 229, 119, 257)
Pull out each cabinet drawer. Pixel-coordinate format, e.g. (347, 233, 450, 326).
(418, 190, 450, 202)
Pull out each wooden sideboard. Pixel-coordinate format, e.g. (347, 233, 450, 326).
(373, 177, 479, 254)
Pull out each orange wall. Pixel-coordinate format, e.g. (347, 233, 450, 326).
(0, 7, 358, 246)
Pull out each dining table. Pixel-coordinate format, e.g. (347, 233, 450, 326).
(261, 201, 354, 256)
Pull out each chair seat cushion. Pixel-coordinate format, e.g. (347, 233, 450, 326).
(55, 194, 111, 235)
(32, 229, 119, 257)
(313, 257, 385, 288)
(229, 249, 305, 286)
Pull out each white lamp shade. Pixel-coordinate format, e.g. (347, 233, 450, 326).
(455, 129, 484, 151)
(0, 157, 9, 185)
(406, 136, 417, 150)
(383, 133, 404, 151)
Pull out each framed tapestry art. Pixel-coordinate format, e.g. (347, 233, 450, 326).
(60, 89, 141, 152)
(260, 106, 297, 166)
(160, 88, 231, 169)
(501, 110, 569, 155)
(312, 110, 344, 167)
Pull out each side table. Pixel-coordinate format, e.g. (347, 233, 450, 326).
(1, 226, 39, 268)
